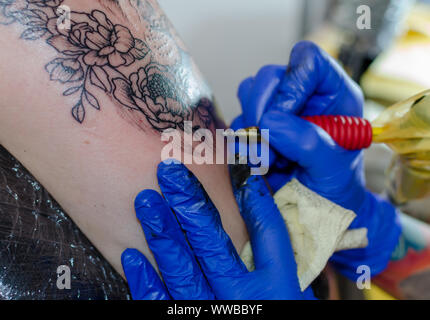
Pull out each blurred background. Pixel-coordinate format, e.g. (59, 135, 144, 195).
(158, 0, 328, 123)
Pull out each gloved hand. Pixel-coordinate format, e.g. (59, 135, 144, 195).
(121, 161, 315, 300)
(231, 41, 401, 280)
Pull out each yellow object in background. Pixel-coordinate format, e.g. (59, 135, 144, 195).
(360, 3, 430, 104)
(371, 90, 430, 202)
(360, 34, 430, 103)
(372, 90, 430, 154)
(364, 284, 396, 300)
(370, 90, 430, 203)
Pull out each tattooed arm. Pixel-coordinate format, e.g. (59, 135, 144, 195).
(0, 0, 248, 276)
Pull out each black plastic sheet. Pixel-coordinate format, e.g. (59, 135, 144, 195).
(0, 145, 130, 300)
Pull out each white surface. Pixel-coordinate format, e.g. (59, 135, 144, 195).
(158, 0, 304, 123)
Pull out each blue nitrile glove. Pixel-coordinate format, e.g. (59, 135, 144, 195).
(231, 41, 401, 280)
(121, 161, 315, 300)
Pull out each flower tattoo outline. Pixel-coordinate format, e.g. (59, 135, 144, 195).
(0, 0, 214, 131)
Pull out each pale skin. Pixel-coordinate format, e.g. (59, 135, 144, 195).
(0, 0, 248, 277)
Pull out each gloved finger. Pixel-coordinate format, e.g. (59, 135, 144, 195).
(266, 166, 296, 193)
(230, 114, 245, 131)
(157, 161, 247, 282)
(272, 41, 363, 117)
(121, 248, 170, 300)
(237, 76, 254, 108)
(260, 110, 358, 178)
(135, 189, 215, 300)
(240, 65, 286, 126)
(236, 175, 299, 277)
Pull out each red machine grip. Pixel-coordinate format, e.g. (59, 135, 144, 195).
(302, 115, 373, 150)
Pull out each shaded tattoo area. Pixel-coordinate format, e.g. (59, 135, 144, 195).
(0, 0, 218, 132)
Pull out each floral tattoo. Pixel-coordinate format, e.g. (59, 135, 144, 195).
(0, 0, 216, 132)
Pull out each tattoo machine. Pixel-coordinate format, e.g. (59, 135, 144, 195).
(227, 89, 430, 203)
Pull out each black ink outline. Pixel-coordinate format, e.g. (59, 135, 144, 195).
(0, 0, 214, 131)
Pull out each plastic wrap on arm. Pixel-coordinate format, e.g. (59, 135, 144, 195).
(0, 145, 130, 300)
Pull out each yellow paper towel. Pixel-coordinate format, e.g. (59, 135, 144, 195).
(240, 179, 368, 291)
